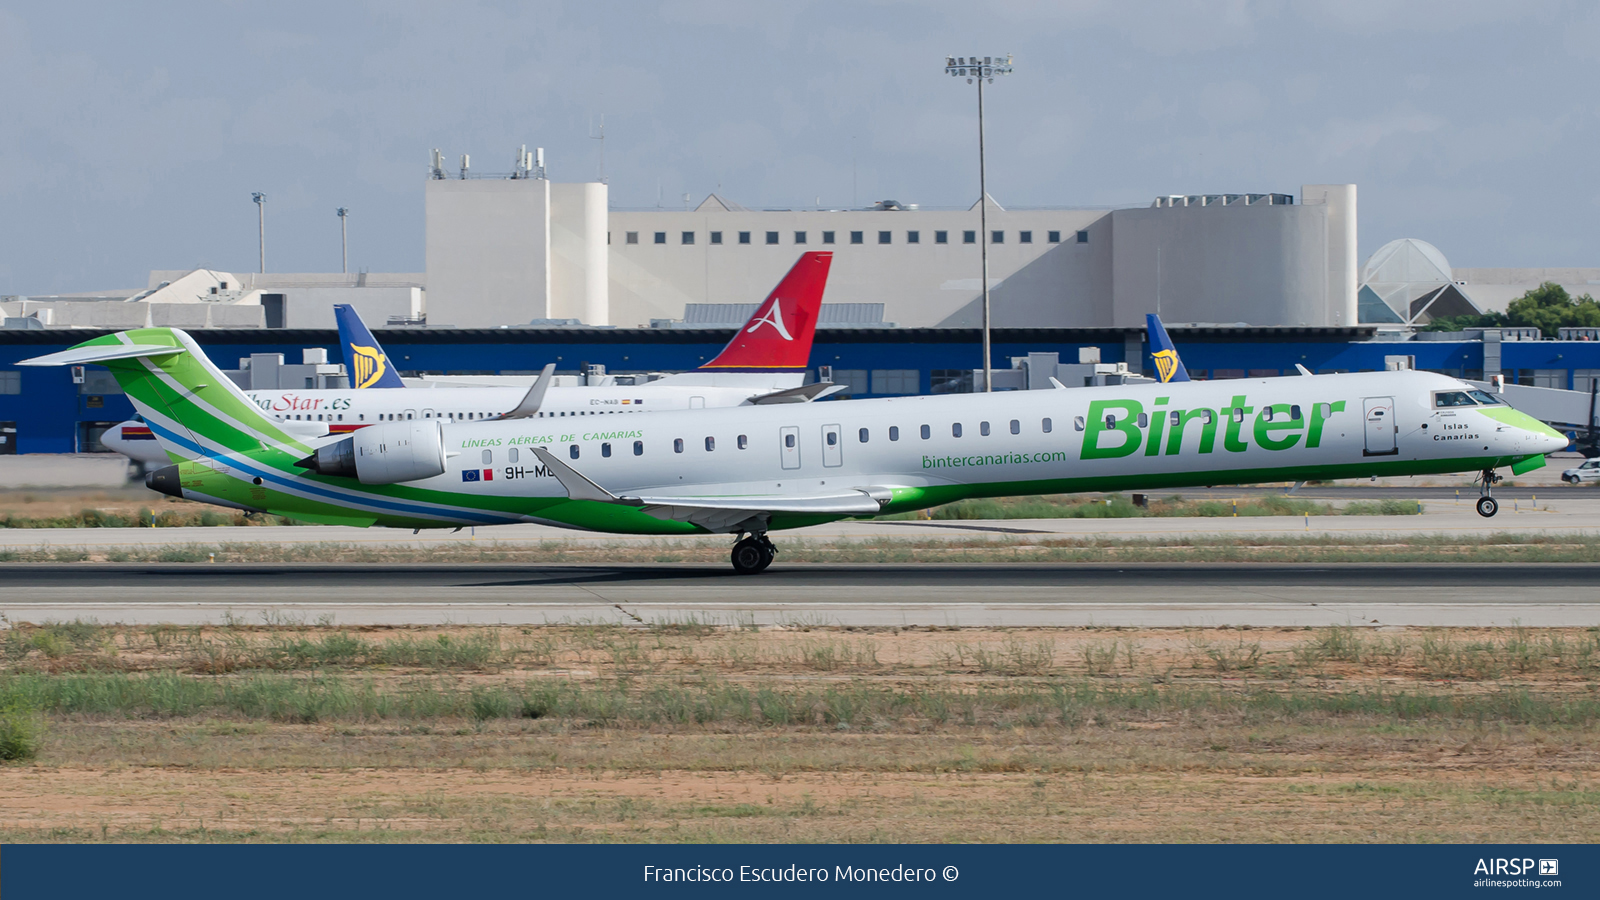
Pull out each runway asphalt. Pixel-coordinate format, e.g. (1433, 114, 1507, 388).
(3, 562, 1597, 628)
(1, 493, 1597, 551)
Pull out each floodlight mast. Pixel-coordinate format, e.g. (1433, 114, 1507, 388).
(336, 207, 350, 274)
(251, 192, 267, 273)
(944, 54, 1012, 392)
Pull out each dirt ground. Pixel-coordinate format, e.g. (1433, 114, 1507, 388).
(0, 486, 198, 520)
(1, 623, 1597, 843)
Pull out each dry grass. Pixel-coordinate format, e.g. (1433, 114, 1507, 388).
(0, 486, 297, 529)
(0, 622, 1598, 842)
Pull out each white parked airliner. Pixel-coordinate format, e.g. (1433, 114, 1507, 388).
(100, 252, 837, 465)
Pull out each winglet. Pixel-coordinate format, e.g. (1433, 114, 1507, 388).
(531, 446, 625, 502)
(699, 252, 831, 371)
(335, 304, 407, 389)
(499, 363, 557, 419)
(1145, 313, 1191, 383)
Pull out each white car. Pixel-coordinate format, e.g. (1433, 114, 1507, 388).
(1562, 459, 1600, 483)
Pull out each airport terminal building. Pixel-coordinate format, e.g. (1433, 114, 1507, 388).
(4, 151, 1600, 454)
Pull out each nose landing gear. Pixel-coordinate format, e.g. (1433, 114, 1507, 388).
(1476, 469, 1502, 518)
(731, 533, 776, 575)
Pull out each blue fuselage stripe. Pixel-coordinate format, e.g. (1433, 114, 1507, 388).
(145, 420, 518, 524)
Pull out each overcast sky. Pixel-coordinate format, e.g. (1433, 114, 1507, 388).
(2, 0, 1596, 294)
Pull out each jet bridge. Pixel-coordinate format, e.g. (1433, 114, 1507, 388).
(1467, 379, 1599, 448)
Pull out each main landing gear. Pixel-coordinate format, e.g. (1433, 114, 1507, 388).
(1476, 469, 1502, 518)
(731, 533, 777, 575)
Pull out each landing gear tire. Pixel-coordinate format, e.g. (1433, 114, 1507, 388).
(1476, 496, 1499, 518)
(731, 536, 776, 575)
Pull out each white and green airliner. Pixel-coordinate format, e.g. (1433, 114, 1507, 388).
(22, 327, 1567, 574)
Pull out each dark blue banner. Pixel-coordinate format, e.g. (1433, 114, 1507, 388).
(5, 844, 1592, 899)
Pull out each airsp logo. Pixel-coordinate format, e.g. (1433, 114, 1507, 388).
(746, 299, 793, 340)
(1473, 858, 1546, 876)
(349, 344, 389, 389)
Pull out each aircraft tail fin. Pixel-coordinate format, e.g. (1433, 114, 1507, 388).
(335, 304, 407, 388)
(699, 251, 831, 371)
(1146, 313, 1191, 383)
(18, 328, 314, 462)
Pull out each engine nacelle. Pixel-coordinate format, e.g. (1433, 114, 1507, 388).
(296, 420, 447, 485)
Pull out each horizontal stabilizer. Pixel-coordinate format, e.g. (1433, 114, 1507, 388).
(17, 343, 182, 367)
(749, 382, 846, 404)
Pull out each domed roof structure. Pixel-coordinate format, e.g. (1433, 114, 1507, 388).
(1358, 238, 1483, 325)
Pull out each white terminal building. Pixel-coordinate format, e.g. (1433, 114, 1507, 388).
(3, 147, 1593, 332)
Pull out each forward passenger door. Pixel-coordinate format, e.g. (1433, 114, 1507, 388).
(1363, 397, 1397, 456)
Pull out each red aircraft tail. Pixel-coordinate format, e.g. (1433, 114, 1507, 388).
(699, 251, 832, 370)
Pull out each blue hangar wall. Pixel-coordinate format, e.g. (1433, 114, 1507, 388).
(3, 326, 1598, 454)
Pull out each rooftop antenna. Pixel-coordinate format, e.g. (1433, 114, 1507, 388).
(589, 114, 606, 184)
(514, 144, 528, 179)
(459, 153, 470, 180)
(534, 147, 545, 180)
(429, 149, 445, 180)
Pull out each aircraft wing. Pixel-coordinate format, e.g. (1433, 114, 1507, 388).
(748, 382, 845, 404)
(530, 447, 887, 531)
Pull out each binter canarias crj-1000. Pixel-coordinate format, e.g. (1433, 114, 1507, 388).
(22, 329, 1566, 574)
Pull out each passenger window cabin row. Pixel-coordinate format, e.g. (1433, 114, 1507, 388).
(537, 418, 1061, 461)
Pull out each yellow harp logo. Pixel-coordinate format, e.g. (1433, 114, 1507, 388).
(350, 344, 388, 389)
(1152, 349, 1180, 383)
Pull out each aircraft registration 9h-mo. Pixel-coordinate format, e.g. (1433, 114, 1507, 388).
(22, 328, 1565, 574)
(99, 252, 837, 466)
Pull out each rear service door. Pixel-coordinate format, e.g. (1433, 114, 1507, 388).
(780, 426, 801, 469)
(822, 424, 843, 467)
(1363, 397, 1398, 456)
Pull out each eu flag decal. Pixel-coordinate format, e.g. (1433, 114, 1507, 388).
(461, 470, 480, 483)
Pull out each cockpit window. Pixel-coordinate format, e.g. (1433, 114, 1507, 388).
(1433, 391, 1477, 408)
(1467, 390, 1504, 405)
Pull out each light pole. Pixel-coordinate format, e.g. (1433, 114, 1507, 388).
(251, 192, 267, 273)
(945, 54, 1012, 392)
(336, 207, 349, 274)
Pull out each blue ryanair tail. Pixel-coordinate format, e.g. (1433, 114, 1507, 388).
(334, 304, 407, 389)
(1145, 313, 1191, 384)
